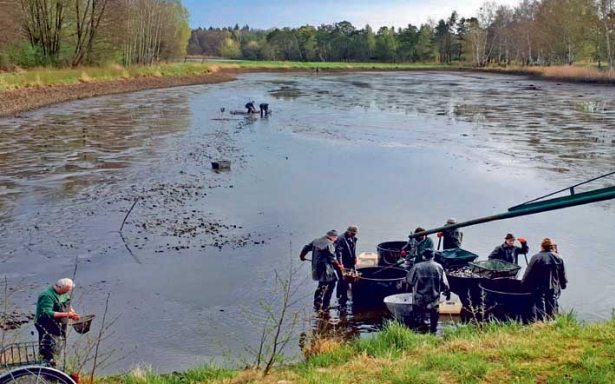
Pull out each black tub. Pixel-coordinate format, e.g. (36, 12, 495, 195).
(376, 241, 407, 265)
(446, 274, 486, 321)
(479, 278, 533, 323)
(352, 267, 408, 309)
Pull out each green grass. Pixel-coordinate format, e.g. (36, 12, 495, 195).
(2, 60, 615, 91)
(217, 60, 447, 69)
(100, 365, 236, 384)
(0, 61, 448, 91)
(0, 63, 215, 90)
(96, 315, 615, 383)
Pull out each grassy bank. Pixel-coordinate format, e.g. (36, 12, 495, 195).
(2, 61, 615, 91)
(0, 61, 445, 91)
(476, 64, 615, 84)
(100, 314, 615, 383)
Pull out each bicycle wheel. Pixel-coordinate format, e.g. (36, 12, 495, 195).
(0, 366, 76, 384)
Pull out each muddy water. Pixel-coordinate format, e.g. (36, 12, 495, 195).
(1, 71, 615, 373)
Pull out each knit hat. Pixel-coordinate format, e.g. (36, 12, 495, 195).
(347, 225, 359, 234)
(446, 218, 456, 224)
(505, 233, 515, 240)
(326, 229, 339, 237)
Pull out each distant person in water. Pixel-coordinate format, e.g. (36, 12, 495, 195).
(259, 103, 269, 117)
(245, 100, 256, 114)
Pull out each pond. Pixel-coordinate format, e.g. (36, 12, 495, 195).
(1, 71, 615, 373)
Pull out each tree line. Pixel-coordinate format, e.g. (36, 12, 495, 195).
(0, 0, 190, 69)
(188, 0, 615, 69)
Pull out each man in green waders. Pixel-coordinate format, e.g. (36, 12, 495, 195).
(35, 278, 80, 366)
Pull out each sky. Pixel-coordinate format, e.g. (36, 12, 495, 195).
(184, 0, 522, 30)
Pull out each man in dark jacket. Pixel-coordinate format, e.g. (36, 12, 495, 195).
(35, 278, 80, 365)
(437, 218, 463, 249)
(488, 233, 528, 265)
(522, 238, 567, 321)
(406, 249, 449, 334)
(245, 100, 256, 114)
(259, 103, 269, 117)
(335, 225, 359, 307)
(300, 230, 343, 312)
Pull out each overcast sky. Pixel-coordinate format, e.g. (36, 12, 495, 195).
(185, 0, 522, 30)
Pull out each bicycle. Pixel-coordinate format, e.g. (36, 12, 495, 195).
(0, 342, 76, 384)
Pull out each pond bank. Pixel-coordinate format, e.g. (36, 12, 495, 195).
(2, 62, 614, 118)
(100, 315, 615, 383)
(0, 71, 235, 118)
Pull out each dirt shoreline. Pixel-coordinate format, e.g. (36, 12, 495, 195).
(0, 71, 235, 118)
(0, 66, 610, 118)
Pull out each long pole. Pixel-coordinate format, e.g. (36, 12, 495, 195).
(408, 185, 615, 239)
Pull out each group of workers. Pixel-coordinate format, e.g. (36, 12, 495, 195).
(245, 100, 269, 117)
(300, 218, 568, 334)
(32, 225, 566, 364)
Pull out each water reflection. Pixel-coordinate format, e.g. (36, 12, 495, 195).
(268, 86, 304, 100)
(261, 72, 615, 183)
(299, 307, 388, 355)
(0, 93, 191, 217)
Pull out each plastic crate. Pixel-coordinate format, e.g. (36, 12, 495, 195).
(469, 259, 521, 279)
(357, 252, 379, 267)
(435, 248, 479, 268)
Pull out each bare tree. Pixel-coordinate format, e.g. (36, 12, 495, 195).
(18, 0, 67, 63)
(71, 0, 109, 66)
(597, 0, 615, 69)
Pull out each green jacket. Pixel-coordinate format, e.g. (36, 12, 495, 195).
(403, 237, 435, 264)
(35, 286, 70, 322)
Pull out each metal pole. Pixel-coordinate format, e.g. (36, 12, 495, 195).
(407, 186, 615, 239)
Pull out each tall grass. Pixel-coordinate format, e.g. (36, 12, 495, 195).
(483, 64, 615, 83)
(100, 365, 235, 384)
(2, 61, 615, 91)
(94, 315, 615, 383)
(0, 61, 446, 91)
(0, 63, 214, 90)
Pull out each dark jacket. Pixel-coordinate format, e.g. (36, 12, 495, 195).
(488, 242, 529, 265)
(335, 233, 357, 269)
(522, 251, 567, 291)
(403, 237, 435, 264)
(442, 229, 462, 249)
(407, 259, 449, 308)
(302, 236, 338, 283)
